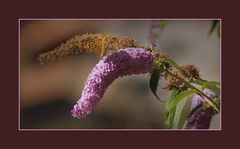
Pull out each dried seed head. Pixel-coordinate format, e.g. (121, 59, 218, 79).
(37, 33, 141, 65)
(165, 64, 200, 90)
(154, 51, 168, 60)
(180, 64, 200, 79)
(114, 36, 140, 49)
(165, 71, 184, 90)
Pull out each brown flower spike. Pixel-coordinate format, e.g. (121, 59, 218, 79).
(180, 64, 200, 79)
(37, 33, 141, 65)
(165, 64, 200, 90)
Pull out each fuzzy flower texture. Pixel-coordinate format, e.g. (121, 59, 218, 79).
(72, 48, 155, 118)
(186, 89, 219, 129)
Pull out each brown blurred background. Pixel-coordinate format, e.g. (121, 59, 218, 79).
(20, 20, 220, 129)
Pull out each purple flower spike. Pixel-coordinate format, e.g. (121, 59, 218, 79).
(71, 48, 155, 118)
(186, 108, 216, 129)
(186, 89, 219, 129)
(191, 88, 216, 110)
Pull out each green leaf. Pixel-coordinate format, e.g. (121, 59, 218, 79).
(217, 22, 220, 38)
(165, 89, 196, 128)
(149, 68, 161, 101)
(201, 81, 220, 111)
(169, 89, 196, 111)
(209, 20, 220, 36)
(201, 81, 220, 96)
(173, 96, 191, 129)
(165, 89, 181, 128)
(160, 59, 186, 76)
(193, 79, 207, 85)
(168, 89, 181, 102)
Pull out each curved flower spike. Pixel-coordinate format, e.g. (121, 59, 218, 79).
(71, 48, 155, 118)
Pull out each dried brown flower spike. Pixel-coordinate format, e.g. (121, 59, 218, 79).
(37, 33, 141, 65)
(165, 64, 200, 90)
(180, 64, 200, 79)
(165, 71, 184, 90)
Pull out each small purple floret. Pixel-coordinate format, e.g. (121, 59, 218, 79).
(191, 88, 216, 110)
(71, 48, 155, 118)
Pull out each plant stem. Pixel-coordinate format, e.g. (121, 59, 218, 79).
(163, 59, 207, 84)
(155, 57, 220, 112)
(193, 79, 206, 85)
(163, 69, 219, 112)
(164, 59, 187, 77)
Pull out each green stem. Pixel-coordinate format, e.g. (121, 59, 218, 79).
(193, 79, 206, 85)
(155, 57, 220, 112)
(164, 69, 219, 112)
(164, 59, 187, 77)
(162, 58, 208, 85)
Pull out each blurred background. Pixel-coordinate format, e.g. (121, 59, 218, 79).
(20, 20, 220, 129)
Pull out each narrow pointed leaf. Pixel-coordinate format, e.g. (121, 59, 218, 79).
(201, 81, 220, 96)
(165, 89, 181, 128)
(165, 89, 196, 128)
(209, 20, 220, 36)
(173, 96, 191, 129)
(217, 23, 220, 38)
(149, 68, 161, 101)
(169, 89, 196, 111)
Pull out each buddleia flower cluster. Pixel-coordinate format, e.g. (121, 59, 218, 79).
(71, 48, 155, 118)
(37, 33, 220, 129)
